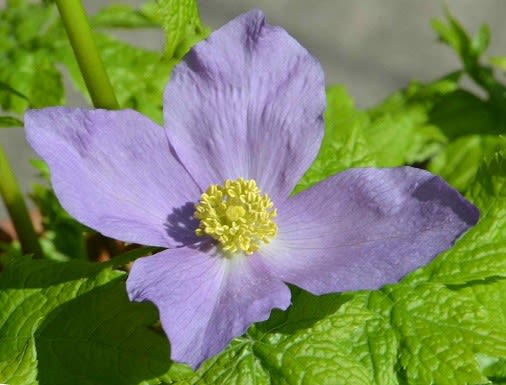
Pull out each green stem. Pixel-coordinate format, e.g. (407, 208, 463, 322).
(55, 0, 119, 110)
(0, 145, 43, 257)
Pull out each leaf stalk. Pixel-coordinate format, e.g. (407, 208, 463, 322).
(55, 0, 119, 109)
(0, 145, 43, 257)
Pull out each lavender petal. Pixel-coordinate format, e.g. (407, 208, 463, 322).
(164, 10, 325, 203)
(25, 107, 200, 247)
(260, 167, 479, 294)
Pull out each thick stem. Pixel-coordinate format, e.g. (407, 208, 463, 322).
(0, 145, 43, 257)
(55, 0, 119, 110)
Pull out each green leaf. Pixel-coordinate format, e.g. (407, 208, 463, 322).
(469, 141, 506, 210)
(28, 54, 64, 108)
(0, 258, 192, 385)
(0, 258, 116, 384)
(29, 159, 50, 180)
(321, 86, 376, 169)
(480, 355, 506, 379)
(30, 183, 87, 261)
(0, 1, 63, 113)
(432, 10, 490, 60)
(431, 9, 506, 106)
(0, 80, 28, 101)
(428, 89, 500, 140)
(0, 242, 23, 272)
(389, 281, 506, 385)
(431, 12, 469, 58)
(0, 52, 63, 112)
(490, 56, 506, 72)
(298, 75, 500, 194)
(471, 23, 491, 57)
(91, 3, 160, 28)
(477, 307, 506, 384)
(157, 0, 209, 60)
(0, 115, 22, 127)
(366, 76, 504, 192)
(363, 74, 459, 166)
(428, 135, 504, 192)
(296, 85, 375, 193)
(0, 0, 199, 119)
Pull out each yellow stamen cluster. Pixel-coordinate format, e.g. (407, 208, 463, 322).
(194, 178, 277, 255)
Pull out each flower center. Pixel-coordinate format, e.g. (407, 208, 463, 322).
(194, 178, 277, 255)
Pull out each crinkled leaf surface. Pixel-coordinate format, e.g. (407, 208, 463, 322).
(296, 86, 375, 193)
(388, 281, 506, 385)
(0, 258, 191, 385)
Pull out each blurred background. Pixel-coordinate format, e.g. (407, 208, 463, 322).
(1, 0, 506, 219)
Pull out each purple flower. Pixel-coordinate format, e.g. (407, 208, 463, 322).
(25, 10, 478, 369)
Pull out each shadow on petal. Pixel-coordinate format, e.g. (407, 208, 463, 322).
(164, 202, 216, 252)
(412, 176, 480, 226)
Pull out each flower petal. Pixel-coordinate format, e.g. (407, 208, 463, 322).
(260, 167, 479, 294)
(126, 247, 291, 369)
(164, 10, 325, 203)
(25, 107, 200, 248)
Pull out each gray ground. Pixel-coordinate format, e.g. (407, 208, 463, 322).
(1, 0, 506, 219)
